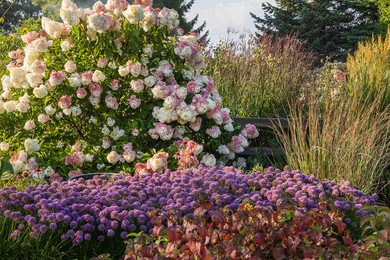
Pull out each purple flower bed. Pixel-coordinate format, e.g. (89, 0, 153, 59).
(0, 166, 377, 245)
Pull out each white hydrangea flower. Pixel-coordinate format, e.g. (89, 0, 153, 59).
(3, 101, 18, 112)
(0, 142, 9, 151)
(93, 70, 105, 83)
(45, 105, 57, 115)
(24, 138, 40, 153)
(123, 5, 144, 24)
(101, 125, 110, 135)
(33, 85, 48, 99)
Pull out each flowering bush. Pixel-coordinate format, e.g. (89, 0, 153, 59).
(0, 0, 258, 178)
(0, 165, 378, 250)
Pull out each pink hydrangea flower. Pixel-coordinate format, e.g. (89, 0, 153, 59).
(135, 163, 152, 175)
(81, 71, 93, 85)
(131, 128, 139, 136)
(38, 114, 50, 124)
(146, 152, 168, 173)
(123, 150, 137, 163)
(76, 88, 87, 99)
(65, 152, 85, 167)
(89, 83, 103, 97)
(58, 95, 72, 109)
(68, 170, 83, 178)
(110, 79, 119, 90)
(49, 71, 66, 86)
(242, 123, 259, 139)
(129, 95, 141, 109)
(105, 96, 119, 110)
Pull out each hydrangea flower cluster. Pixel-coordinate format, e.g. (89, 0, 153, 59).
(0, 166, 377, 245)
(0, 0, 258, 178)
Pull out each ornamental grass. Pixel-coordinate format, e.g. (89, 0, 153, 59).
(203, 30, 315, 117)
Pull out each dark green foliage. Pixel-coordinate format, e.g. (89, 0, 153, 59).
(251, 0, 381, 62)
(0, 0, 42, 33)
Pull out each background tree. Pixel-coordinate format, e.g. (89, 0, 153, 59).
(0, 0, 42, 32)
(251, 0, 381, 62)
(153, 0, 209, 43)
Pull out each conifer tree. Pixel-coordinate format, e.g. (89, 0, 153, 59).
(251, 0, 381, 61)
(153, 0, 209, 43)
(0, 0, 42, 32)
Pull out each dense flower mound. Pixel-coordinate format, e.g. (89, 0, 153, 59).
(0, 166, 376, 245)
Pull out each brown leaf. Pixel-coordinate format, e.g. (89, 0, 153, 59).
(194, 207, 208, 217)
(303, 245, 317, 259)
(272, 245, 287, 260)
(152, 225, 164, 237)
(211, 211, 226, 227)
(189, 241, 202, 256)
(342, 236, 353, 247)
(167, 228, 180, 242)
(378, 229, 389, 243)
(165, 242, 176, 255)
(199, 225, 209, 238)
(308, 229, 322, 244)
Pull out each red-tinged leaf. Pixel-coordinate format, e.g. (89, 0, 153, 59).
(322, 214, 331, 226)
(198, 200, 212, 210)
(271, 245, 287, 260)
(189, 241, 202, 256)
(342, 236, 353, 247)
(326, 238, 340, 247)
(165, 242, 176, 255)
(308, 229, 322, 244)
(360, 215, 373, 227)
(303, 245, 316, 259)
(167, 228, 180, 242)
(152, 225, 163, 237)
(220, 231, 231, 241)
(194, 207, 208, 217)
(377, 229, 389, 243)
(335, 222, 345, 234)
(140, 245, 154, 258)
(317, 202, 327, 211)
(362, 225, 374, 237)
(253, 233, 266, 245)
(211, 211, 226, 227)
(199, 225, 208, 238)
(361, 240, 375, 251)
(285, 236, 301, 251)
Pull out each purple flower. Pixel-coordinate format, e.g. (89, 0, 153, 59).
(120, 231, 128, 239)
(70, 221, 78, 229)
(98, 235, 105, 242)
(84, 233, 92, 241)
(107, 229, 115, 236)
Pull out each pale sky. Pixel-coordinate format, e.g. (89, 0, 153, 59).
(186, 0, 276, 44)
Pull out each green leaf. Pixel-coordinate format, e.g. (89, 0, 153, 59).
(127, 231, 143, 238)
(0, 158, 14, 177)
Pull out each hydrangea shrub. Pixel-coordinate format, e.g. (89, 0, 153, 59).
(0, 0, 258, 178)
